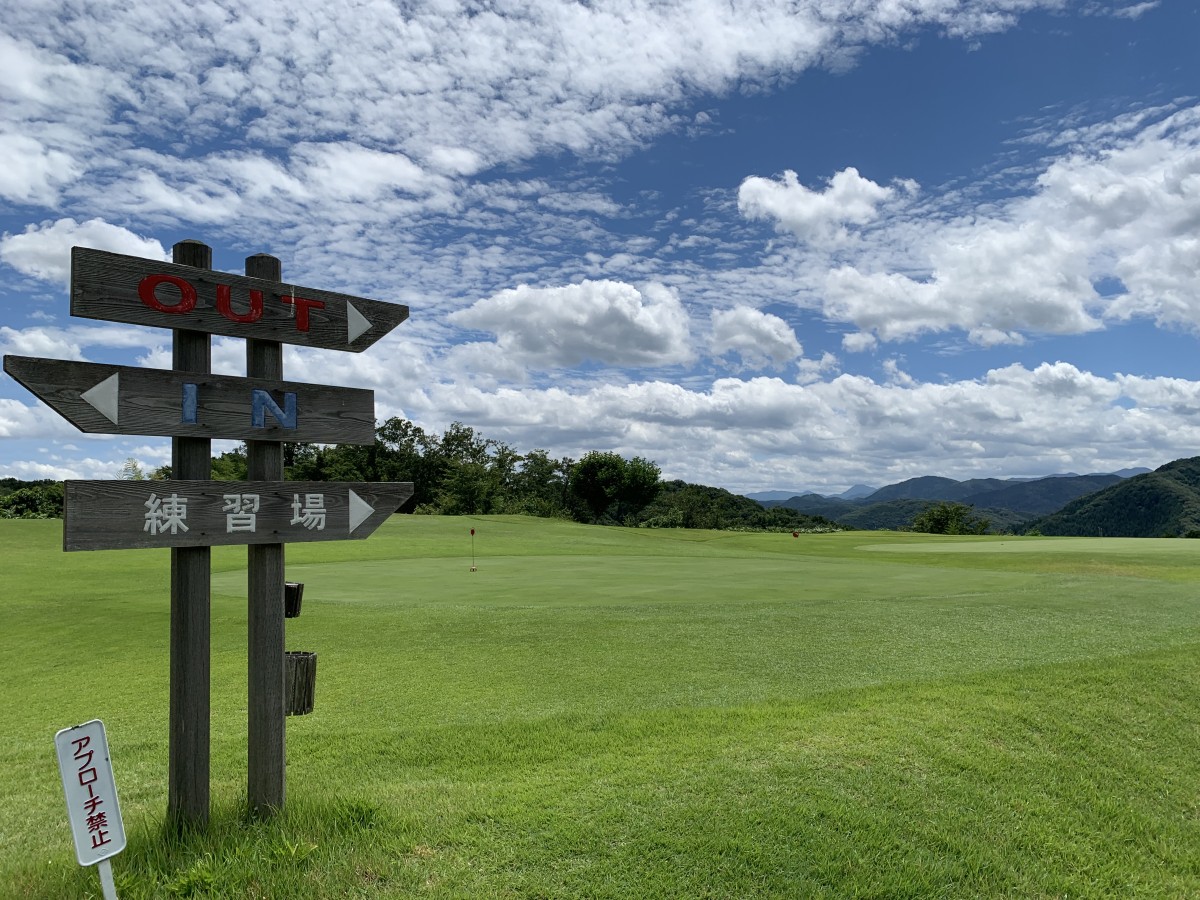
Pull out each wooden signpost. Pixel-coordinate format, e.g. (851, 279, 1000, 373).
(4, 240, 412, 827)
(3, 357, 376, 444)
(71, 247, 409, 352)
(63, 481, 413, 550)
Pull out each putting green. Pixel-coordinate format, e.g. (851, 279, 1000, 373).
(858, 536, 1191, 554)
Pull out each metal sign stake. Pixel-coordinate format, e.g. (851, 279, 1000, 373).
(97, 859, 118, 900)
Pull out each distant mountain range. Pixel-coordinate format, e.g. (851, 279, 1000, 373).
(746, 484, 877, 503)
(749, 466, 1159, 534)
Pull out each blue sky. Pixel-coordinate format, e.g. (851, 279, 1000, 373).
(2, 0, 1198, 494)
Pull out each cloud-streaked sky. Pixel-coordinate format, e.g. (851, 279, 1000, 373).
(2, 0, 1198, 494)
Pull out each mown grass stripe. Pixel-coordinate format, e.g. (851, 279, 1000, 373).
(2, 517, 1198, 897)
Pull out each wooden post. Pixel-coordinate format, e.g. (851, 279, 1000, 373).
(168, 239, 212, 829)
(245, 253, 286, 814)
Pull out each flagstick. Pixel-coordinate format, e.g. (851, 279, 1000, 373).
(97, 859, 119, 900)
(470, 528, 476, 572)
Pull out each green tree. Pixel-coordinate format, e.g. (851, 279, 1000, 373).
(622, 456, 662, 519)
(570, 452, 661, 524)
(210, 446, 249, 480)
(434, 461, 496, 514)
(505, 449, 573, 518)
(570, 451, 628, 522)
(0, 482, 64, 519)
(910, 501, 990, 535)
(119, 457, 146, 480)
(375, 418, 440, 508)
(438, 422, 491, 467)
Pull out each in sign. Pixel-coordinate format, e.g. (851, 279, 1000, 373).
(3, 356, 375, 445)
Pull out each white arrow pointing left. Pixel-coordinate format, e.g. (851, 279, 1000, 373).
(80, 373, 119, 424)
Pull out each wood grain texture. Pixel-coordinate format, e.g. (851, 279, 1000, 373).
(70, 246, 409, 352)
(3, 355, 376, 444)
(170, 539, 210, 828)
(63, 480, 414, 551)
(168, 240, 212, 831)
(248, 539, 286, 813)
(244, 252, 287, 815)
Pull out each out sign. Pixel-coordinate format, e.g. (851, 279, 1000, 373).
(71, 247, 409, 352)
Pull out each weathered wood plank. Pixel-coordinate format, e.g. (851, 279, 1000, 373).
(169, 238, 212, 831)
(3, 355, 376, 444)
(244, 251, 287, 816)
(64, 480, 414, 551)
(70, 246, 409, 352)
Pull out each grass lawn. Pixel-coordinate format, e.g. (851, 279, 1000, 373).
(1, 516, 1198, 898)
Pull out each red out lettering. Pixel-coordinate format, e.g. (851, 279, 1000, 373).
(138, 274, 197, 314)
(282, 294, 325, 332)
(216, 285, 264, 323)
(136, 273, 328, 334)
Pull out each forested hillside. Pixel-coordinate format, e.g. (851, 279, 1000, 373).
(1028, 457, 1200, 537)
(0, 418, 838, 533)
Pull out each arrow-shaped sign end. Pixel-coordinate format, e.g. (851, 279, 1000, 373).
(80, 373, 119, 424)
(348, 488, 374, 533)
(347, 302, 371, 344)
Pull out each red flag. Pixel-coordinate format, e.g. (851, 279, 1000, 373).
(470, 528, 475, 536)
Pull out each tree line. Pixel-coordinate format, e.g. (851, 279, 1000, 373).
(1, 418, 840, 533)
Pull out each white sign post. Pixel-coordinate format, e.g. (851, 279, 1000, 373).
(55, 719, 126, 899)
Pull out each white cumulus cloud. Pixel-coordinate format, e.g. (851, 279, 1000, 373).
(738, 167, 904, 244)
(1, 218, 167, 284)
(756, 105, 1200, 346)
(450, 279, 694, 369)
(710, 306, 803, 369)
(0, 133, 80, 205)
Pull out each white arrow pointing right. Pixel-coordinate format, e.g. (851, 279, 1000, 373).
(348, 489, 374, 533)
(347, 302, 371, 344)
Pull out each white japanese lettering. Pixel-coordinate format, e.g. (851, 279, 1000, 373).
(223, 493, 260, 533)
(144, 493, 189, 535)
(290, 492, 327, 530)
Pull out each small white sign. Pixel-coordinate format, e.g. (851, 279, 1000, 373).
(54, 719, 126, 867)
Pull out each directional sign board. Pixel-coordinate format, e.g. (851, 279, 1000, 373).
(71, 247, 409, 352)
(64, 480, 414, 551)
(4, 356, 376, 444)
